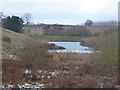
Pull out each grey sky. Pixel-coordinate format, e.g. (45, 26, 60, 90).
(1, 0, 119, 25)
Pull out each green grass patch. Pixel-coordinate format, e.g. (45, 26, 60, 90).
(100, 48, 118, 68)
(92, 29, 118, 68)
(42, 35, 88, 42)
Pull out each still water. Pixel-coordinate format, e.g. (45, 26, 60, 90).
(48, 42, 94, 54)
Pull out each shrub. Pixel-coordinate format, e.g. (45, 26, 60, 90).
(2, 36, 11, 43)
(19, 39, 48, 61)
(2, 16, 23, 33)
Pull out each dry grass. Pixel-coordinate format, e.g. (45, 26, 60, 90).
(2, 28, 47, 59)
(2, 52, 118, 88)
(2, 28, 55, 84)
(2, 27, 118, 88)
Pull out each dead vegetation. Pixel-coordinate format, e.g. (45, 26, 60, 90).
(2, 27, 119, 88)
(2, 53, 118, 88)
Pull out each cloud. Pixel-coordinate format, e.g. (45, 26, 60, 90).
(1, 0, 119, 24)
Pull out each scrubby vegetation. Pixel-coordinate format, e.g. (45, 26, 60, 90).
(2, 28, 49, 60)
(34, 24, 93, 37)
(83, 26, 118, 68)
(2, 24, 119, 88)
(63, 26, 92, 36)
(2, 28, 55, 84)
(97, 30, 118, 68)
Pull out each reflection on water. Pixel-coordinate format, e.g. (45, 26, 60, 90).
(48, 42, 94, 54)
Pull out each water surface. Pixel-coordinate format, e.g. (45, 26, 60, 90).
(48, 42, 94, 54)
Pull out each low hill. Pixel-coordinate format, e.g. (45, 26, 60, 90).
(2, 28, 47, 60)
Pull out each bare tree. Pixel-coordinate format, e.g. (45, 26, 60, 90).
(22, 13, 32, 25)
(22, 13, 32, 35)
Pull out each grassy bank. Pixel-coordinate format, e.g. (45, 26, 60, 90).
(2, 28, 48, 60)
(83, 27, 118, 68)
(2, 28, 57, 84)
(41, 35, 87, 42)
(97, 30, 118, 68)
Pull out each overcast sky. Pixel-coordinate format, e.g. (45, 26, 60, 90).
(1, 0, 119, 25)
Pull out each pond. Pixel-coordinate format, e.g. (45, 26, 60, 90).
(48, 42, 94, 54)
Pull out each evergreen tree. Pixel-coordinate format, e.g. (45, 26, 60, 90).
(2, 15, 23, 33)
(85, 19, 93, 26)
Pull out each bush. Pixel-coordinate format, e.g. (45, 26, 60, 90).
(19, 39, 48, 61)
(2, 36, 11, 43)
(2, 16, 23, 33)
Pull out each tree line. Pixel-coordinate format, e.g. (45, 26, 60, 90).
(1, 12, 93, 33)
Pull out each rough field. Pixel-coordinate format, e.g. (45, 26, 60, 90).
(2, 53, 118, 88)
(1, 27, 119, 88)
